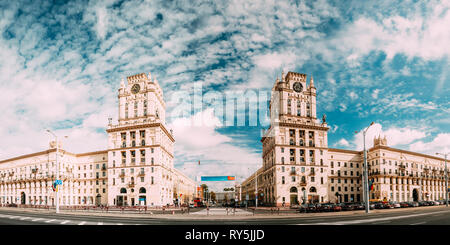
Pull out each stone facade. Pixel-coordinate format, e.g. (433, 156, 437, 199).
(241, 71, 448, 207)
(0, 73, 196, 207)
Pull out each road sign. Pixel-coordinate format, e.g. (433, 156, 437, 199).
(55, 180, 62, 185)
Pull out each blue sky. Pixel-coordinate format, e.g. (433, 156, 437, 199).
(0, 0, 448, 191)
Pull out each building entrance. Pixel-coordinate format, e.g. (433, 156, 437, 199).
(117, 196, 124, 206)
(413, 189, 419, 202)
(21, 192, 26, 204)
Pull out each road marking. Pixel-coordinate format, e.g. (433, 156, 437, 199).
(45, 219, 56, 223)
(116, 223, 123, 225)
(97, 222, 103, 225)
(371, 221, 391, 224)
(78, 221, 86, 225)
(295, 210, 450, 225)
(8, 216, 19, 219)
(32, 218, 43, 222)
(19, 217, 31, 221)
(410, 221, 426, 225)
(60, 220, 71, 224)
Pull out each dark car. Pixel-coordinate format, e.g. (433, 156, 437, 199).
(418, 201, 428, 206)
(342, 203, 355, 211)
(317, 203, 332, 212)
(7, 203, 17, 207)
(354, 203, 365, 210)
(374, 202, 385, 209)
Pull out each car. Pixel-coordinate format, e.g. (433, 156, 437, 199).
(418, 201, 428, 206)
(298, 204, 309, 213)
(373, 202, 384, 209)
(307, 204, 319, 213)
(391, 202, 401, 208)
(353, 203, 365, 210)
(411, 202, 419, 207)
(188, 203, 194, 208)
(433, 201, 440, 206)
(332, 204, 342, 212)
(317, 203, 332, 212)
(399, 202, 409, 208)
(426, 201, 435, 206)
(342, 203, 355, 211)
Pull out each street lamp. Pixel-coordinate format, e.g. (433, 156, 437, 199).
(355, 121, 374, 214)
(46, 129, 67, 214)
(436, 152, 449, 207)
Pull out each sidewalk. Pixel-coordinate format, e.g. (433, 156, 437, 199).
(0, 205, 447, 220)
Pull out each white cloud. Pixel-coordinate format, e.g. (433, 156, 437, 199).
(336, 138, 350, 147)
(410, 133, 450, 156)
(331, 1, 450, 60)
(353, 123, 427, 150)
(169, 108, 261, 191)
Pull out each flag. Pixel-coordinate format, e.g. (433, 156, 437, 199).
(227, 176, 235, 180)
(369, 179, 374, 191)
(198, 160, 200, 165)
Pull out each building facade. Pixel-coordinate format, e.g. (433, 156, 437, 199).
(241, 71, 448, 207)
(0, 73, 196, 207)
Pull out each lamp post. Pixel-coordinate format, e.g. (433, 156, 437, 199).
(356, 122, 374, 214)
(436, 152, 449, 207)
(46, 130, 67, 214)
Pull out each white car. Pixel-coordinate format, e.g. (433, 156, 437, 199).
(393, 203, 401, 208)
(434, 201, 440, 205)
(189, 203, 194, 208)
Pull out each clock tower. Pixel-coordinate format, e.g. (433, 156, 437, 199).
(262, 71, 329, 207)
(106, 72, 175, 207)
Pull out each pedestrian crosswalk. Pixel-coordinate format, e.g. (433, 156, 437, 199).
(0, 213, 140, 225)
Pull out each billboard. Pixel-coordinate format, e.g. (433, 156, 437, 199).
(201, 176, 236, 181)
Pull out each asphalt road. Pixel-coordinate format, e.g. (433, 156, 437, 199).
(1, 207, 450, 225)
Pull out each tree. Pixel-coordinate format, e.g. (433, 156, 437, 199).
(201, 184, 208, 200)
(210, 191, 216, 202)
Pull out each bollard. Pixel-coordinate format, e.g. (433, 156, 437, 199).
(172, 210, 175, 215)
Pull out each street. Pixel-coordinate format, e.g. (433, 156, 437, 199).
(1, 206, 450, 225)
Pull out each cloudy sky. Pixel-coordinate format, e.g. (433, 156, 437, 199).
(0, 0, 449, 191)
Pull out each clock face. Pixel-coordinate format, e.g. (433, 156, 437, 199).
(293, 82, 303, 92)
(131, 84, 140, 94)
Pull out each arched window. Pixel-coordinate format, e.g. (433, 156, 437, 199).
(120, 188, 127, 193)
(309, 186, 317, 192)
(290, 187, 298, 193)
(139, 187, 146, 193)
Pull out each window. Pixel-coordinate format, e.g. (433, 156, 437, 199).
(96, 164, 99, 169)
(282, 176, 285, 184)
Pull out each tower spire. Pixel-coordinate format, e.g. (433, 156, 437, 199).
(310, 74, 315, 88)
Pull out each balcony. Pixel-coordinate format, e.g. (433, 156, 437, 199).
(119, 173, 125, 178)
(138, 172, 145, 177)
(290, 170, 296, 176)
(299, 182, 307, 186)
(309, 171, 315, 176)
(128, 182, 135, 188)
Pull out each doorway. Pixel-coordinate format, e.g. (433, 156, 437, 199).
(117, 196, 124, 206)
(95, 194, 101, 206)
(413, 189, 419, 202)
(21, 192, 26, 205)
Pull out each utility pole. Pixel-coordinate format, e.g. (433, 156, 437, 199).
(356, 122, 374, 214)
(255, 172, 258, 208)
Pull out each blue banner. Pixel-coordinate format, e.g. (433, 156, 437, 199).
(201, 176, 236, 181)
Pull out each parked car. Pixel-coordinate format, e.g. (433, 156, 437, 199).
(399, 202, 409, 208)
(391, 202, 401, 208)
(342, 203, 355, 211)
(188, 203, 194, 208)
(433, 201, 440, 206)
(418, 201, 428, 206)
(298, 204, 308, 213)
(373, 202, 384, 209)
(426, 201, 435, 206)
(317, 203, 332, 212)
(332, 204, 342, 212)
(411, 202, 419, 207)
(353, 203, 365, 210)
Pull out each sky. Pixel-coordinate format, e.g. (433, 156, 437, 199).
(0, 0, 449, 192)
